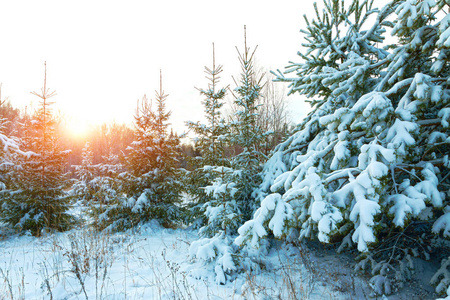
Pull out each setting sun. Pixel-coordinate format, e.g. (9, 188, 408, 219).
(64, 117, 92, 140)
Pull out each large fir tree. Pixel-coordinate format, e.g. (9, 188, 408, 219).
(237, 0, 450, 296)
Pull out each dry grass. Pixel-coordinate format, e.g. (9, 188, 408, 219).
(0, 228, 356, 300)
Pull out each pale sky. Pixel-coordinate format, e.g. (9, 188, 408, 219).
(0, 0, 314, 137)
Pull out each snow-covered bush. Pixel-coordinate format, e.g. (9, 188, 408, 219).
(189, 232, 239, 284)
(237, 0, 450, 294)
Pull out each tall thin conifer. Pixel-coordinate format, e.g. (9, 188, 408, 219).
(1, 63, 73, 235)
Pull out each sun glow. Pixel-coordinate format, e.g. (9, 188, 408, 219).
(65, 117, 92, 140)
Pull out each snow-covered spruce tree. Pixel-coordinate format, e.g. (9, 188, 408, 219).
(0, 128, 22, 195)
(187, 45, 240, 284)
(0, 87, 26, 189)
(102, 72, 183, 231)
(70, 143, 124, 229)
(1, 64, 74, 236)
(185, 43, 230, 227)
(189, 30, 269, 284)
(0, 88, 31, 235)
(236, 0, 450, 295)
(71, 142, 96, 204)
(227, 27, 269, 224)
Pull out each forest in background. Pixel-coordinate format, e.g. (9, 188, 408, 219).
(0, 63, 291, 176)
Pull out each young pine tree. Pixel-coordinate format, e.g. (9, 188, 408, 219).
(1, 64, 74, 235)
(228, 27, 268, 218)
(185, 44, 230, 227)
(104, 72, 183, 230)
(189, 31, 269, 284)
(195, 31, 267, 239)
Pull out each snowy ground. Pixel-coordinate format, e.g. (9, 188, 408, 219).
(0, 221, 352, 300)
(0, 221, 438, 299)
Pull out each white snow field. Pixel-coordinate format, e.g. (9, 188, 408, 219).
(0, 220, 352, 300)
